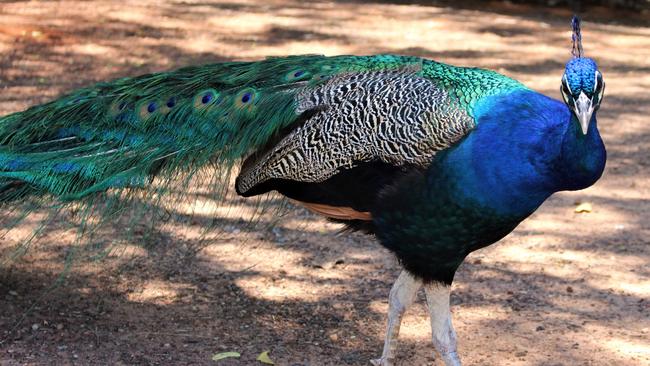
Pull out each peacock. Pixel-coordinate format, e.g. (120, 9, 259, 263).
(0, 16, 605, 365)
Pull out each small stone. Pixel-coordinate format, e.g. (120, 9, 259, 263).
(329, 333, 339, 341)
(9, 291, 17, 296)
(31, 324, 39, 331)
(566, 286, 574, 293)
(56, 324, 64, 330)
(536, 325, 545, 331)
(164, 343, 171, 348)
(341, 351, 362, 363)
(515, 350, 527, 357)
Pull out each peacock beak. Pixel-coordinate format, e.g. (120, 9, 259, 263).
(573, 91, 594, 135)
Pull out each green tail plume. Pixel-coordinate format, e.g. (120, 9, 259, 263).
(0, 55, 426, 202)
(0, 54, 430, 259)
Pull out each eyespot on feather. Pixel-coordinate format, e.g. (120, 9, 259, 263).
(193, 89, 221, 111)
(65, 96, 83, 106)
(284, 69, 310, 82)
(136, 99, 162, 122)
(160, 96, 177, 114)
(234, 88, 258, 110)
(108, 99, 129, 118)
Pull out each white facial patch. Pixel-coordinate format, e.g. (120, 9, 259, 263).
(594, 70, 605, 105)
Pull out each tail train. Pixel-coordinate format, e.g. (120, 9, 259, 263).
(0, 54, 433, 249)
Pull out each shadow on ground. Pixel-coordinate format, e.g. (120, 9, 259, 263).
(0, 0, 648, 365)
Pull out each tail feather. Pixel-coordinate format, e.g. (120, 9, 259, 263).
(0, 54, 423, 203)
(0, 54, 428, 255)
(0, 58, 312, 203)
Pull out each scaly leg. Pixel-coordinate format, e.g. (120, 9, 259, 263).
(424, 282, 461, 366)
(371, 270, 422, 366)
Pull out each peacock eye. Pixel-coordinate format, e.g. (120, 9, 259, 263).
(593, 70, 605, 107)
(561, 83, 570, 96)
(596, 82, 605, 108)
(594, 71, 603, 93)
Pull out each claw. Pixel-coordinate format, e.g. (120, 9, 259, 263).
(439, 351, 462, 366)
(370, 357, 392, 366)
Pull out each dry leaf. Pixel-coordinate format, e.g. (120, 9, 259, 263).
(574, 202, 592, 213)
(257, 350, 274, 365)
(212, 351, 240, 362)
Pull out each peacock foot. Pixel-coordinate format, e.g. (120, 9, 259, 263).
(370, 357, 392, 366)
(438, 351, 462, 366)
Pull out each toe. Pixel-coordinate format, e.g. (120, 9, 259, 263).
(370, 358, 392, 366)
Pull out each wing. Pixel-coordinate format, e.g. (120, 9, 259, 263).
(0, 54, 451, 202)
(235, 67, 476, 219)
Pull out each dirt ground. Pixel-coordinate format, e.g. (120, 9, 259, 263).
(0, 1, 649, 365)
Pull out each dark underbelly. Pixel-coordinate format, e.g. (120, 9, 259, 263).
(371, 180, 525, 284)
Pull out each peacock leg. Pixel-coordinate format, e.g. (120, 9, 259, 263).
(424, 282, 461, 366)
(371, 270, 422, 366)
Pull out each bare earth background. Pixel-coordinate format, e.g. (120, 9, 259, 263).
(0, 1, 649, 365)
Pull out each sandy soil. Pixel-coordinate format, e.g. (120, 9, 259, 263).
(0, 1, 649, 365)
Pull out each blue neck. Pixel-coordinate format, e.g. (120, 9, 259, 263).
(435, 90, 606, 218)
(558, 114, 607, 191)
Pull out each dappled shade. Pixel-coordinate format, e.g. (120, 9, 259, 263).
(0, 1, 648, 365)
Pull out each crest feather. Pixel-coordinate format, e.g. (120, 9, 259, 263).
(571, 15, 583, 58)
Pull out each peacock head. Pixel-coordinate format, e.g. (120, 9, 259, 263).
(560, 16, 605, 135)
